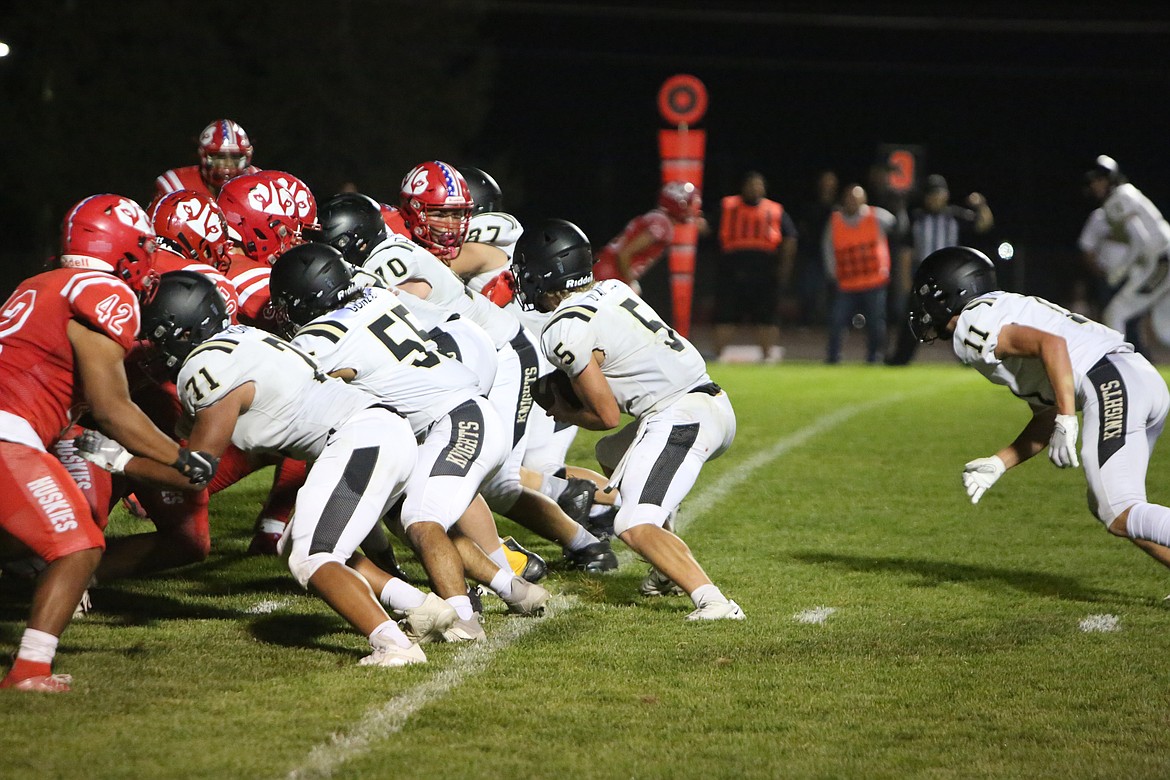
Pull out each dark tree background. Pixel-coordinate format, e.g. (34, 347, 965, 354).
(2, 1, 1168, 318)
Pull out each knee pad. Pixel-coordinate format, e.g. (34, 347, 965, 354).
(288, 549, 345, 589)
(481, 477, 522, 514)
(613, 503, 671, 537)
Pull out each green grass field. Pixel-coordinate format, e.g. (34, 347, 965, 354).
(3, 361, 1170, 779)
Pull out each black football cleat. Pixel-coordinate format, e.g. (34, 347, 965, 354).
(582, 504, 617, 540)
(564, 540, 619, 573)
(556, 477, 596, 523)
(502, 537, 549, 583)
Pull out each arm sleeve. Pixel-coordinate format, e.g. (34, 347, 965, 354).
(176, 346, 247, 414)
(540, 316, 594, 377)
(67, 276, 141, 352)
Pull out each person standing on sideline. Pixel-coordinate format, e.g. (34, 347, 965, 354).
(713, 171, 797, 362)
(886, 174, 993, 365)
(791, 170, 839, 327)
(911, 246, 1170, 572)
(823, 184, 899, 364)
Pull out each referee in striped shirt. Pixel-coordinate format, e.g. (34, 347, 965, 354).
(886, 174, 994, 365)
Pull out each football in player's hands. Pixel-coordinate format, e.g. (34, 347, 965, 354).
(532, 370, 582, 411)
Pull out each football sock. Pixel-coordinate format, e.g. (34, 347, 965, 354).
(690, 583, 726, 609)
(489, 569, 514, 599)
(5, 630, 59, 681)
(590, 499, 617, 518)
(446, 595, 474, 621)
(566, 525, 601, 551)
(487, 546, 511, 573)
(1125, 502, 1170, 546)
(16, 628, 58, 665)
(380, 579, 426, 612)
(369, 619, 412, 650)
(539, 473, 569, 501)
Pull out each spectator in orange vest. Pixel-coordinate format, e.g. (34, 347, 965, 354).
(714, 171, 797, 362)
(823, 183, 900, 364)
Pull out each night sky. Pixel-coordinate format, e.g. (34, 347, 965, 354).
(2, 1, 1168, 311)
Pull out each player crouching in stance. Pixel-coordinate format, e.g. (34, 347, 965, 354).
(81, 271, 428, 666)
(911, 246, 1170, 568)
(512, 219, 743, 621)
(0, 195, 214, 692)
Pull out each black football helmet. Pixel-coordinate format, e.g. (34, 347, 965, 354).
(308, 192, 388, 266)
(909, 246, 998, 342)
(269, 242, 357, 333)
(140, 270, 232, 374)
(459, 166, 503, 214)
(512, 219, 594, 311)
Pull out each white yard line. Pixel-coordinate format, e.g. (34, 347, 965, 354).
(286, 391, 914, 779)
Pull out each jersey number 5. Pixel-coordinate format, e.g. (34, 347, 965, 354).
(619, 299, 684, 352)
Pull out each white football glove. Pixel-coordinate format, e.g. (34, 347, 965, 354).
(73, 429, 133, 474)
(1048, 413, 1080, 468)
(962, 455, 1006, 505)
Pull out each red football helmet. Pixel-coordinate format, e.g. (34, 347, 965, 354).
(151, 189, 233, 273)
(199, 119, 254, 188)
(217, 171, 318, 265)
(399, 161, 472, 261)
(658, 181, 701, 223)
(60, 194, 160, 297)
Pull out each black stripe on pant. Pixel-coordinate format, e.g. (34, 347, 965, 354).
(510, 330, 539, 447)
(429, 400, 486, 478)
(1088, 355, 1128, 466)
(639, 423, 700, 506)
(309, 445, 380, 555)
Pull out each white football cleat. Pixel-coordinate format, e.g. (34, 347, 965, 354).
(500, 577, 550, 616)
(359, 642, 427, 667)
(72, 588, 93, 619)
(441, 615, 487, 642)
(640, 567, 685, 597)
(686, 599, 745, 621)
(400, 593, 458, 644)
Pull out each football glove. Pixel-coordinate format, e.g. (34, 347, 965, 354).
(173, 447, 219, 487)
(962, 455, 1006, 505)
(73, 430, 133, 474)
(1049, 413, 1080, 468)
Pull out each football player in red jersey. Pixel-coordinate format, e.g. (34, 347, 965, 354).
(151, 119, 260, 206)
(151, 189, 240, 319)
(217, 170, 318, 328)
(399, 161, 474, 263)
(0, 195, 217, 692)
(215, 171, 320, 553)
(592, 181, 704, 293)
(73, 190, 242, 581)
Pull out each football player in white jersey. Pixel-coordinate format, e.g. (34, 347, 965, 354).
(312, 179, 618, 573)
(97, 271, 431, 667)
(911, 247, 1170, 570)
(513, 219, 744, 621)
(448, 166, 619, 539)
(1085, 156, 1170, 347)
(270, 244, 549, 639)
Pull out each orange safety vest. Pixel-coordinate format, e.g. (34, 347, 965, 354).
(830, 209, 890, 292)
(719, 195, 784, 253)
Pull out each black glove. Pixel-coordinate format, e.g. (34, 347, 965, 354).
(172, 447, 218, 486)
